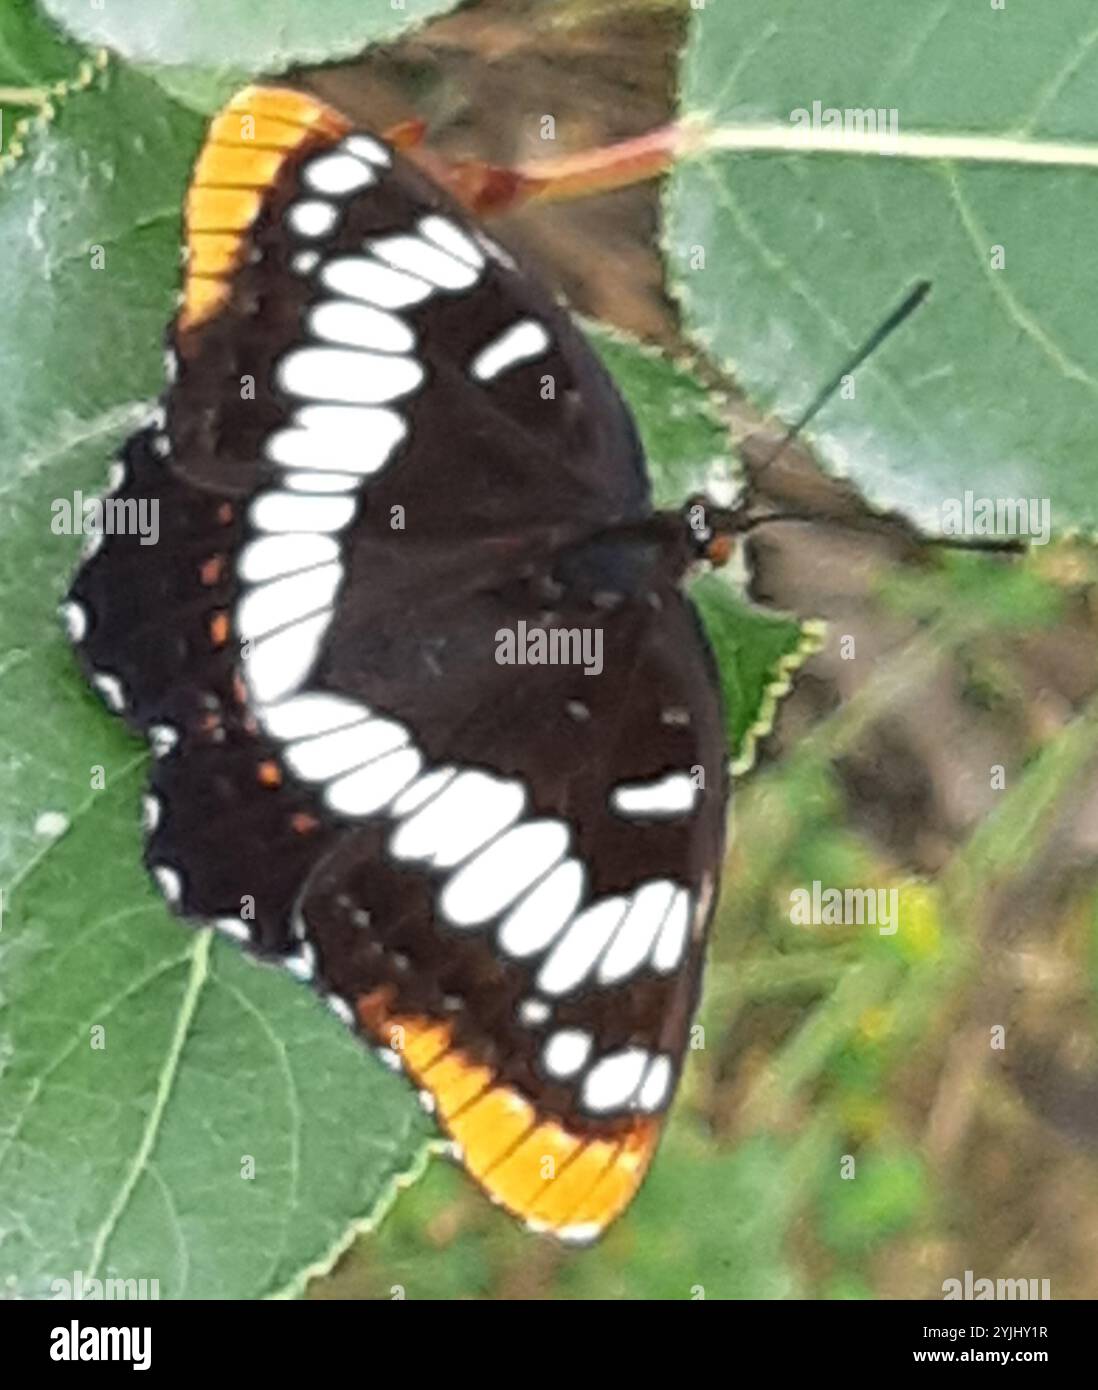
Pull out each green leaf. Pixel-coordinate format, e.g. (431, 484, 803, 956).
(133, 62, 253, 118)
(586, 325, 738, 510)
(0, 55, 203, 892)
(692, 574, 815, 773)
(0, 766, 434, 1299)
(668, 0, 1098, 534)
(0, 0, 76, 88)
(0, 0, 86, 155)
(40, 0, 462, 73)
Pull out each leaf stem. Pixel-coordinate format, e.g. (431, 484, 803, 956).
(684, 117, 1098, 172)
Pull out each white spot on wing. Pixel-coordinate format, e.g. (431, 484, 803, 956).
(282, 944, 317, 982)
(537, 896, 628, 996)
(285, 717, 409, 783)
(326, 993, 355, 1025)
(390, 767, 457, 818)
(149, 724, 179, 758)
(376, 1045, 402, 1072)
(62, 600, 88, 642)
(542, 1028, 593, 1079)
(610, 771, 698, 819)
(308, 300, 415, 354)
(651, 888, 691, 973)
(597, 880, 676, 984)
(419, 214, 485, 269)
(389, 770, 526, 869)
(278, 346, 424, 406)
(92, 672, 126, 712)
(303, 152, 376, 195)
(345, 133, 391, 167)
(237, 533, 340, 582)
(288, 199, 339, 238)
(281, 470, 361, 494)
(498, 859, 584, 958)
(153, 864, 183, 905)
(266, 405, 406, 477)
(474, 229, 518, 271)
(581, 1047, 650, 1114)
(215, 916, 250, 943)
(471, 318, 552, 382)
(518, 998, 551, 1026)
(321, 256, 432, 309)
(236, 562, 342, 641)
(558, 1222, 602, 1246)
(369, 232, 480, 290)
(439, 820, 569, 927)
(258, 692, 370, 741)
(638, 1055, 673, 1112)
(325, 746, 423, 816)
(244, 613, 328, 704)
(250, 490, 356, 534)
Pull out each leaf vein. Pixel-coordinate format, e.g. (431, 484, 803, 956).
(84, 929, 212, 1281)
(942, 163, 1098, 394)
(218, 972, 304, 1291)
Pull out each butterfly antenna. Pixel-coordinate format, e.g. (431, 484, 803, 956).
(724, 279, 1023, 556)
(754, 278, 932, 476)
(695, 281, 930, 551)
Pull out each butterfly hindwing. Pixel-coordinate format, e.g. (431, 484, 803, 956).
(64, 423, 241, 733)
(296, 563, 727, 1235)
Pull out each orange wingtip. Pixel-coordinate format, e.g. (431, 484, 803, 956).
(357, 989, 660, 1241)
(179, 85, 351, 333)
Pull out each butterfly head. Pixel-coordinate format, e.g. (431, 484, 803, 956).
(682, 494, 750, 569)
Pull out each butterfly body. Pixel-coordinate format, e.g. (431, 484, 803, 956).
(64, 87, 732, 1239)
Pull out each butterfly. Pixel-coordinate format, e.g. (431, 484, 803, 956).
(63, 86, 732, 1242)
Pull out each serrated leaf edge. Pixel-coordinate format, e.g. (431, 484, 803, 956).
(0, 44, 107, 177)
(731, 617, 826, 777)
(267, 1137, 446, 1300)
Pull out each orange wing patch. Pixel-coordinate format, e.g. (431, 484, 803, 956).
(180, 85, 351, 333)
(356, 988, 660, 1241)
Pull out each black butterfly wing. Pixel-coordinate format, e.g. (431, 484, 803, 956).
(64, 422, 345, 948)
(300, 548, 729, 1236)
(165, 89, 651, 534)
(64, 87, 730, 1239)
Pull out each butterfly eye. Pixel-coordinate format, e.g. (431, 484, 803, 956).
(705, 534, 735, 568)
